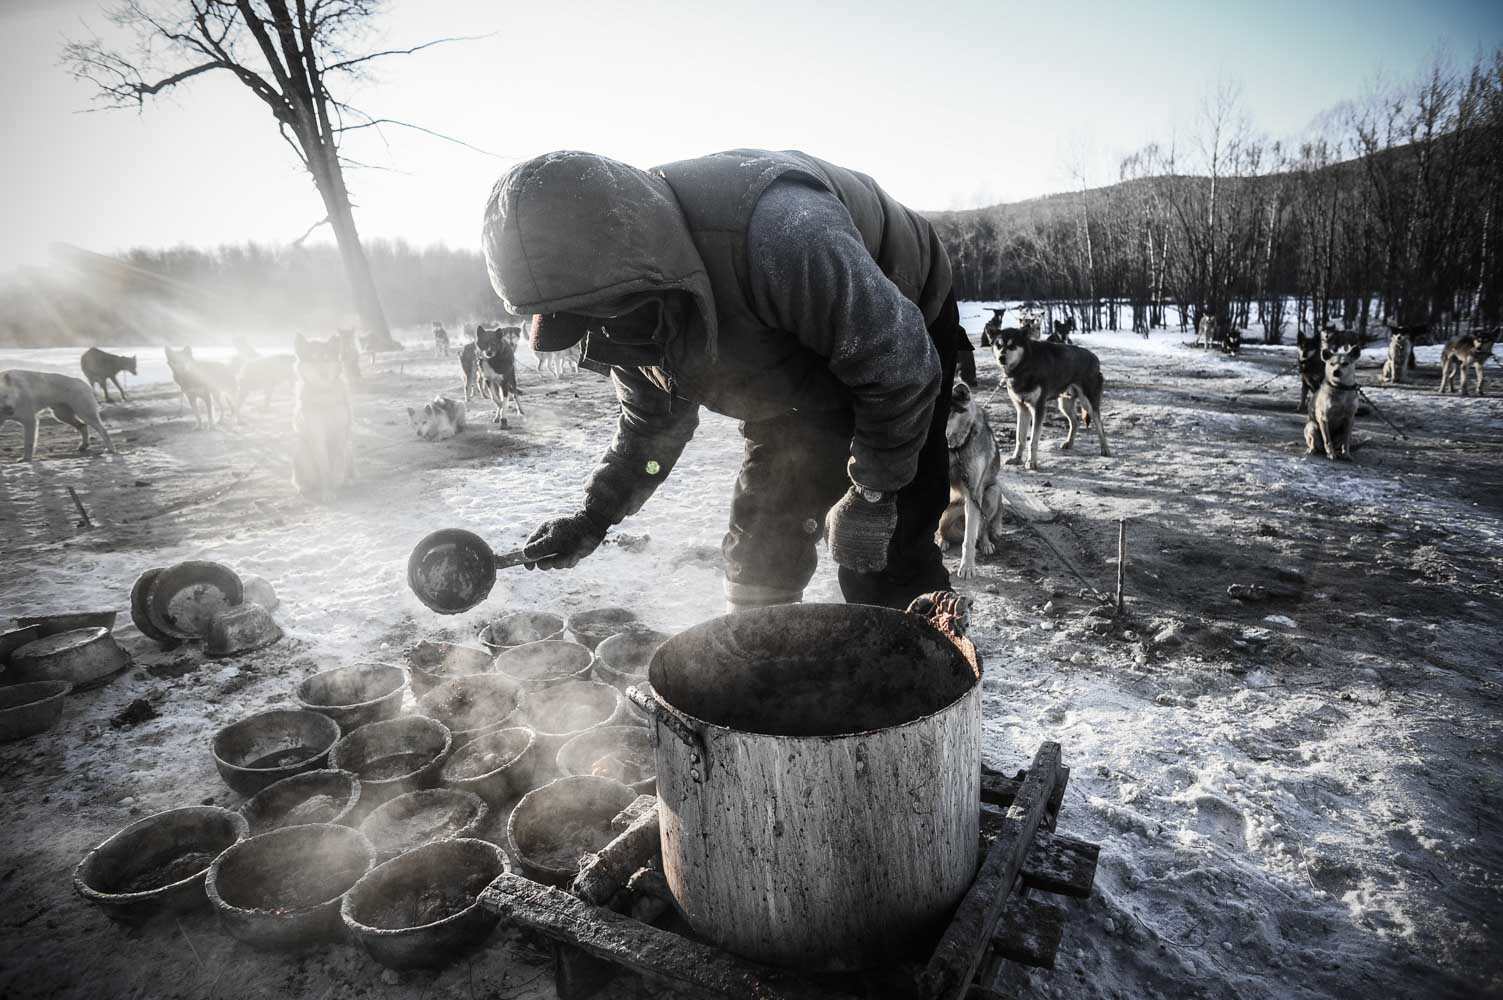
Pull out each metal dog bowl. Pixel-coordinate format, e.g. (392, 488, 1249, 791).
(506, 775, 636, 887)
(74, 806, 249, 923)
(593, 628, 671, 691)
(556, 725, 655, 790)
(0, 624, 43, 668)
(0, 680, 73, 743)
(15, 610, 118, 636)
(212, 709, 341, 796)
(238, 769, 362, 835)
(296, 663, 407, 733)
(493, 639, 593, 688)
(206, 824, 375, 950)
(358, 788, 489, 862)
(524, 679, 625, 758)
(403, 640, 493, 699)
(241, 574, 280, 612)
(439, 726, 539, 805)
(147, 561, 245, 639)
(406, 529, 498, 615)
(478, 611, 566, 653)
(341, 838, 510, 970)
(329, 716, 453, 809)
(564, 607, 641, 651)
(205, 603, 282, 657)
(9, 627, 128, 689)
(129, 569, 180, 647)
(416, 673, 525, 745)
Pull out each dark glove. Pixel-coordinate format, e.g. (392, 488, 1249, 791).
(523, 510, 609, 570)
(827, 487, 898, 574)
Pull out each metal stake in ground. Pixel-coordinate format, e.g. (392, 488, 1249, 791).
(67, 487, 94, 529)
(1115, 519, 1127, 616)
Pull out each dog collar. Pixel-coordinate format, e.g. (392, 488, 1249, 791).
(1325, 381, 1359, 392)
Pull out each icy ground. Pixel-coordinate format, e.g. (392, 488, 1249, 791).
(1, 308, 1500, 999)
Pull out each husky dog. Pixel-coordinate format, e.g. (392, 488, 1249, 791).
(991, 327, 1109, 470)
(1295, 330, 1325, 414)
(1439, 332, 1495, 395)
(1048, 316, 1076, 345)
(291, 334, 355, 502)
(432, 322, 451, 357)
(459, 337, 480, 401)
(407, 395, 467, 441)
(164, 345, 236, 429)
(475, 325, 524, 427)
(1018, 314, 1042, 339)
(1386, 321, 1424, 372)
(1381, 330, 1411, 384)
(1303, 345, 1361, 460)
(235, 353, 296, 412)
(536, 341, 581, 377)
(937, 381, 1007, 578)
(79, 348, 137, 403)
(1195, 314, 1218, 349)
(0, 369, 116, 462)
(978, 307, 1007, 347)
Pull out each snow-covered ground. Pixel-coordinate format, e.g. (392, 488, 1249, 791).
(1, 310, 1500, 999)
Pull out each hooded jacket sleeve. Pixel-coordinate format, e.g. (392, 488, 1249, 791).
(583, 366, 700, 526)
(746, 180, 941, 494)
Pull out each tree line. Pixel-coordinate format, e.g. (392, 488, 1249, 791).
(929, 51, 1503, 343)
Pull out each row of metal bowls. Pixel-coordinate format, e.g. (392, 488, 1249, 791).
(73, 807, 509, 968)
(0, 613, 124, 742)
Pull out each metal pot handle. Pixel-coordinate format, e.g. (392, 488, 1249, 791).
(626, 684, 708, 764)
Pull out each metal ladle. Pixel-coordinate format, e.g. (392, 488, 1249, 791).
(406, 528, 546, 615)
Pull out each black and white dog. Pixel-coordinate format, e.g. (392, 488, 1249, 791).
(473, 325, 524, 427)
(990, 327, 1109, 471)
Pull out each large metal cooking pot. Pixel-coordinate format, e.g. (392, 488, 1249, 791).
(628, 595, 981, 972)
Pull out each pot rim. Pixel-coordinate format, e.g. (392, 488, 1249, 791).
(74, 806, 249, 904)
(205, 823, 374, 916)
(340, 837, 510, 937)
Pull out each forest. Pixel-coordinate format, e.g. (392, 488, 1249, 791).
(3, 51, 1498, 349)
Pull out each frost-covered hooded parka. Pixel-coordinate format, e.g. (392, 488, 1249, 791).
(481, 148, 953, 525)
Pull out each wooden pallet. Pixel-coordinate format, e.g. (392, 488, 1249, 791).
(479, 741, 1097, 1000)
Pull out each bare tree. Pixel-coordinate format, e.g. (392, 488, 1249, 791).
(63, 0, 477, 351)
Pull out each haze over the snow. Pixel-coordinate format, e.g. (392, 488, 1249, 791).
(1, 0, 1500, 271)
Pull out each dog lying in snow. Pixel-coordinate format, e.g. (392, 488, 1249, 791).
(937, 382, 1007, 578)
(990, 327, 1109, 471)
(291, 334, 355, 502)
(1303, 345, 1361, 461)
(1438, 331, 1495, 396)
(0, 369, 116, 462)
(407, 395, 467, 440)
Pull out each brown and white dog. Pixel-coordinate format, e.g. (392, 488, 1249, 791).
(474, 325, 524, 427)
(1438, 332, 1495, 395)
(937, 382, 1008, 578)
(1303, 345, 1361, 461)
(991, 327, 1109, 471)
(79, 348, 137, 403)
(0, 369, 116, 462)
(291, 334, 355, 502)
(407, 395, 467, 441)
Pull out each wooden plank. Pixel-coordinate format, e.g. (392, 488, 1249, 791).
(612, 794, 657, 831)
(990, 894, 1067, 969)
(981, 764, 1069, 832)
(572, 807, 661, 906)
(919, 741, 1061, 1000)
(479, 873, 852, 1000)
(978, 808, 1099, 899)
(1018, 831, 1098, 899)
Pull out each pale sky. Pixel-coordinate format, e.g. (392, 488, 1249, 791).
(1, 0, 1500, 272)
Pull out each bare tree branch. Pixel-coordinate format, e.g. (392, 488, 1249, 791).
(291, 215, 330, 246)
(321, 32, 494, 75)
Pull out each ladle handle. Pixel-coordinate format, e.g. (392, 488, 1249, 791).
(627, 685, 707, 761)
(489, 547, 535, 570)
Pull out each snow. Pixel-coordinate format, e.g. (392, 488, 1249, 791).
(2, 312, 1502, 999)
